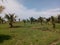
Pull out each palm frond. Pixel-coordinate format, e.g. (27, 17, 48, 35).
(5, 14, 10, 20)
(0, 5, 5, 13)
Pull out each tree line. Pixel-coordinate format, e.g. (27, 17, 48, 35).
(0, 13, 60, 28)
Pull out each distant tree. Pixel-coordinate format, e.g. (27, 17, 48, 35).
(0, 17, 2, 23)
(51, 16, 55, 29)
(0, 17, 4, 24)
(34, 19, 38, 23)
(57, 15, 60, 23)
(30, 17, 35, 24)
(46, 18, 51, 24)
(19, 19, 20, 22)
(23, 19, 26, 24)
(26, 19, 30, 23)
(38, 17, 43, 25)
(5, 13, 16, 28)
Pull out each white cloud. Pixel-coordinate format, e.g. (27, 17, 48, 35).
(0, 0, 60, 20)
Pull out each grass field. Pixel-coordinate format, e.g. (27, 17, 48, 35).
(0, 22, 60, 45)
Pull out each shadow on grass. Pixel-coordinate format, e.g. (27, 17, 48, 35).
(12, 25, 31, 28)
(0, 34, 11, 43)
(12, 26, 24, 28)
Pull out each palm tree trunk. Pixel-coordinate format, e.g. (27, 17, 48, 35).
(9, 22, 13, 28)
(52, 22, 55, 29)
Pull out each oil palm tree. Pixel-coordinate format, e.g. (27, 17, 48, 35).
(19, 18, 20, 22)
(38, 17, 43, 25)
(0, 17, 4, 24)
(0, 17, 2, 23)
(46, 18, 51, 24)
(23, 19, 26, 24)
(30, 17, 35, 24)
(51, 16, 55, 29)
(5, 13, 16, 28)
(58, 15, 60, 23)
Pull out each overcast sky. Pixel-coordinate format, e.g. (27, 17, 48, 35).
(0, 0, 60, 20)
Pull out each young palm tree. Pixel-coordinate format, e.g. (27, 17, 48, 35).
(0, 17, 2, 23)
(19, 18, 20, 22)
(46, 18, 50, 24)
(30, 17, 35, 24)
(58, 15, 60, 23)
(26, 19, 30, 23)
(0, 17, 4, 24)
(38, 17, 43, 25)
(23, 19, 26, 24)
(5, 13, 16, 28)
(51, 16, 55, 29)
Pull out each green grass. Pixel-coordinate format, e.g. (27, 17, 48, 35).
(0, 22, 60, 45)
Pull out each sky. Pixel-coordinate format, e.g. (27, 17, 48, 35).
(0, 0, 60, 20)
